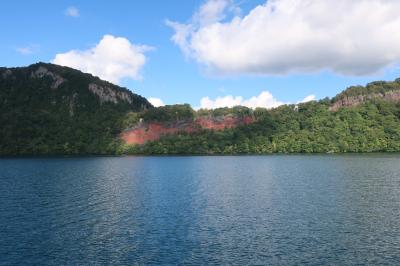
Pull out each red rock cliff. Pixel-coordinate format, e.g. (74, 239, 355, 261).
(121, 115, 254, 145)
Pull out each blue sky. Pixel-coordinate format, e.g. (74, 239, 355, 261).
(2, 0, 400, 108)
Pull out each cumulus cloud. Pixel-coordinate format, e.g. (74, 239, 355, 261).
(148, 97, 165, 107)
(65, 6, 79, 17)
(200, 91, 285, 109)
(53, 35, 152, 84)
(200, 91, 317, 109)
(168, 0, 400, 76)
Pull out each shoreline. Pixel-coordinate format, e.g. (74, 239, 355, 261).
(1, 152, 400, 159)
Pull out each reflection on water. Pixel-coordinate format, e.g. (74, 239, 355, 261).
(1, 155, 400, 264)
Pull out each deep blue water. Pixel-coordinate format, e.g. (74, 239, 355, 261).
(1, 155, 400, 265)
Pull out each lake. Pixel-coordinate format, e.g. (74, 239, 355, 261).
(1, 155, 400, 264)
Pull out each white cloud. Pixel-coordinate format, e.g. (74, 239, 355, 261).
(148, 97, 165, 107)
(200, 95, 243, 109)
(298, 95, 316, 104)
(200, 91, 285, 109)
(15, 45, 40, 55)
(65, 6, 79, 17)
(199, 91, 318, 109)
(53, 35, 152, 84)
(168, 0, 400, 76)
(194, 0, 232, 26)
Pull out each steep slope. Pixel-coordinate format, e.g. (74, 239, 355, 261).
(123, 78, 400, 154)
(120, 105, 254, 145)
(121, 115, 254, 145)
(330, 79, 400, 111)
(121, 79, 400, 148)
(3, 63, 400, 155)
(0, 63, 152, 155)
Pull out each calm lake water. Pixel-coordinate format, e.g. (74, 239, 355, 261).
(1, 155, 400, 265)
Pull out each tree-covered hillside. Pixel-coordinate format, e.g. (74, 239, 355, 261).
(0, 63, 152, 155)
(2, 63, 400, 156)
(125, 79, 400, 154)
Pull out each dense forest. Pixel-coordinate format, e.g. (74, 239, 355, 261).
(0, 63, 152, 155)
(124, 79, 400, 154)
(2, 63, 400, 155)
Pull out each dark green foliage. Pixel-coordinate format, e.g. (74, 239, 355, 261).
(332, 79, 400, 102)
(128, 97, 400, 155)
(0, 63, 152, 155)
(2, 63, 400, 156)
(140, 104, 195, 123)
(197, 106, 252, 118)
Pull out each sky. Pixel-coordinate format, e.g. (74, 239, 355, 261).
(2, 0, 400, 109)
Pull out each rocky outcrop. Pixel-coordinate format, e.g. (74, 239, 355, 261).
(88, 83, 133, 104)
(30, 66, 66, 89)
(0, 62, 152, 155)
(330, 90, 400, 111)
(1, 62, 152, 112)
(121, 115, 254, 145)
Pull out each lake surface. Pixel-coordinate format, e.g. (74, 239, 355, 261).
(1, 155, 400, 265)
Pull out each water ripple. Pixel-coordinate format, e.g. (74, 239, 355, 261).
(1, 155, 400, 264)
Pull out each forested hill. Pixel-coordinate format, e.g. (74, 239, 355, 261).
(126, 78, 400, 154)
(2, 62, 400, 155)
(330, 79, 400, 111)
(0, 63, 152, 155)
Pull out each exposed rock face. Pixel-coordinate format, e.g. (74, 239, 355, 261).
(330, 90, 400, 111)
(1, 62, 152, 112)
(30, 66, 66, 89)
(88, 83, 133, 104)
(121, 115, 254, 145)
(196, 115, 253, 130)
(0, 62, 153, 155)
